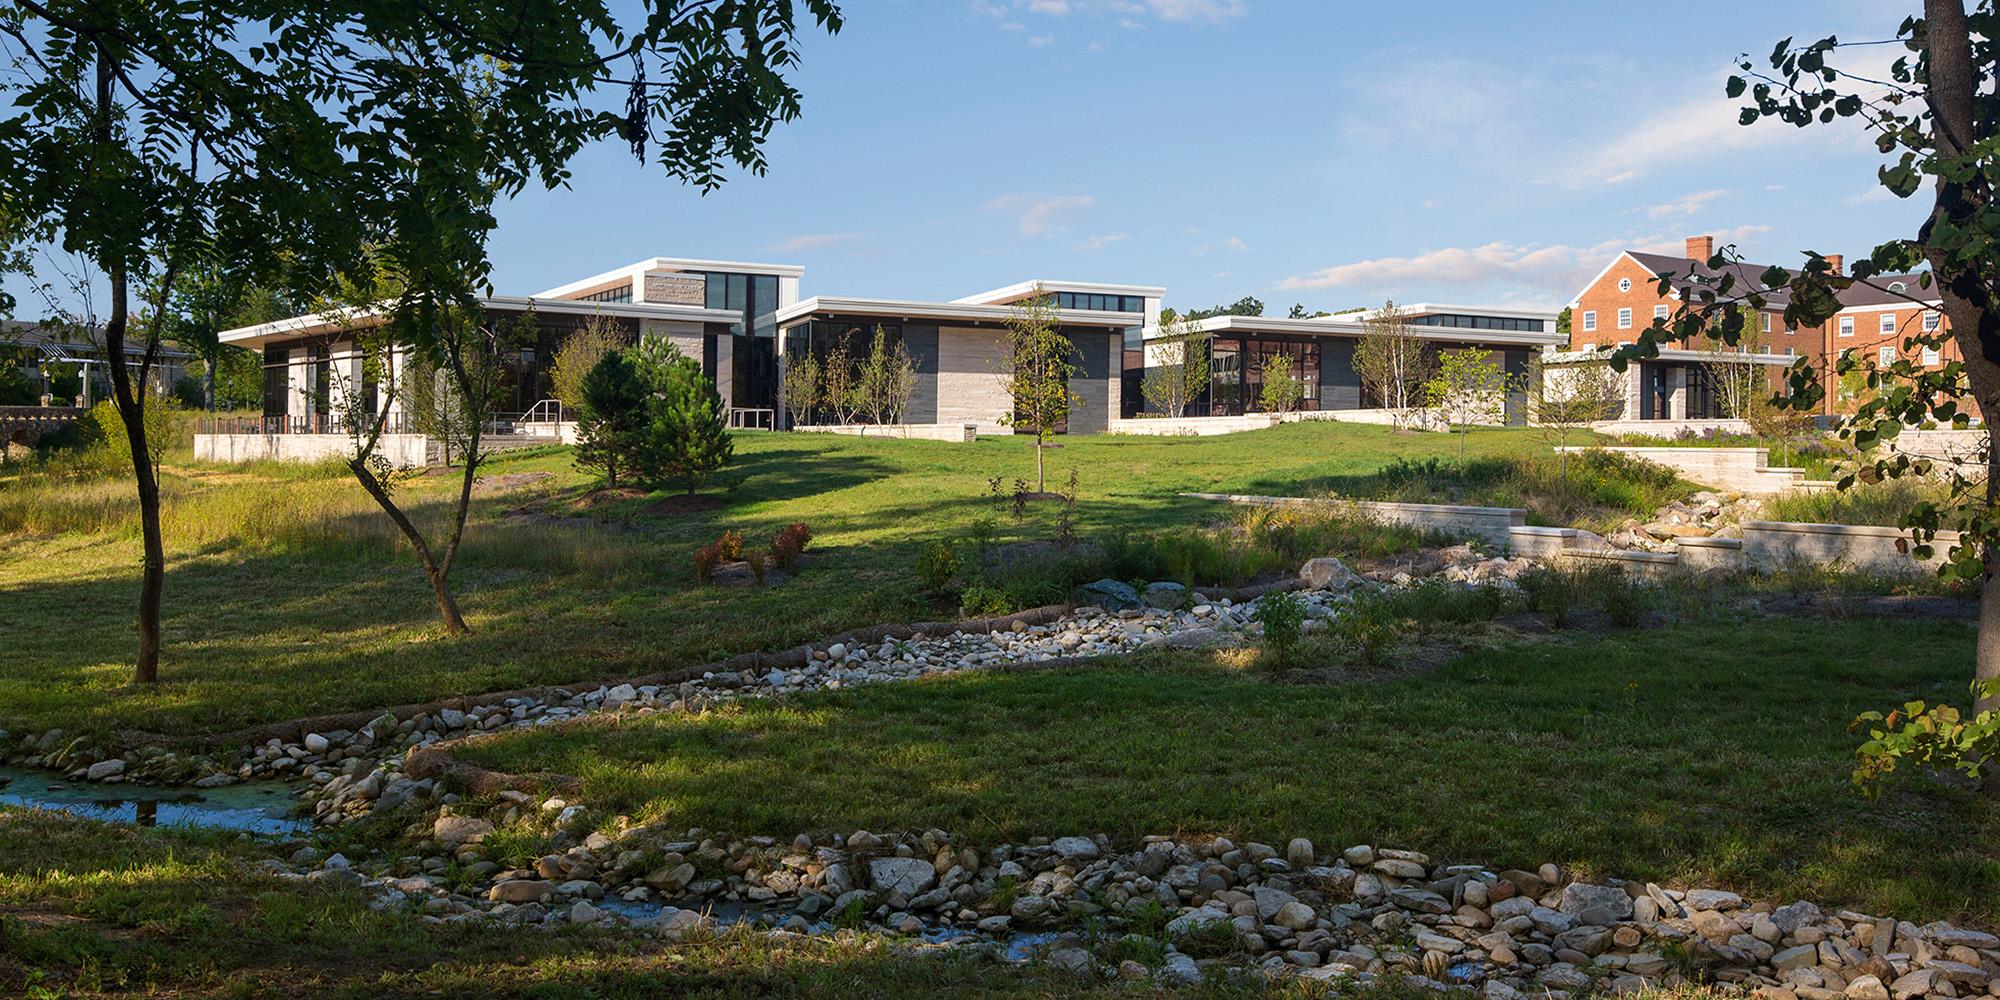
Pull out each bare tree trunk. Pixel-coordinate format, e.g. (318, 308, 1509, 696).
(105, 265, 165, 684)
(349, 457, 470, 635)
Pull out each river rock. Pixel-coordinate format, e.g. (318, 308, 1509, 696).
(1299, 556, 1359, 591)
(432, 815, 494, 845)
(487, 879, 555, 903)
(1052, 836, 1100, 862)
(1076, 579, 1142, 611)
(85, 759, 125, 780)
(1141, 582, 1188, 610)
(868, 857, 937, 897)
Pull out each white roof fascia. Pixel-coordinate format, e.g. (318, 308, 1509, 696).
(1339, 302, 1559, 324)
(220, 297, 742, 348)
(951, 279, 1166, 305)
(775, 295, 1142, 328)
(532, 257, 805, 299)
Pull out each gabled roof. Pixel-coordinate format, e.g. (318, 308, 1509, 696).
(1625, 251, 1795, 309)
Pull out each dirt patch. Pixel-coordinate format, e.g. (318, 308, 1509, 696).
(575, 486, 651, 509)
(474, 472, 554, 493)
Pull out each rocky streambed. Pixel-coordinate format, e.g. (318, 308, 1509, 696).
(9, 546, 1990, 993)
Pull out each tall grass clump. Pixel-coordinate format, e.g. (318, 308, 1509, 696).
(1763, 479, 1943, 528)
(1348, 452, 1694, 534)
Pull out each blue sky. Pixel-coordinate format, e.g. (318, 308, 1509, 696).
(9, 1, 1938, 319)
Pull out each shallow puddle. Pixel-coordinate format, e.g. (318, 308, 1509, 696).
(0, 767, 309, 836)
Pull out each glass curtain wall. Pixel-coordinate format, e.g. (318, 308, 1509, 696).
(781, 319, 905, 424)
(703, 272, 782, 411)
(1204, 335, 1321, 414)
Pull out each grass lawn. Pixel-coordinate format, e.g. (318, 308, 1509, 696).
(0, 808, 1350, 999)
(459, 616, 1999, 925)
(0, 422, 1578, 738)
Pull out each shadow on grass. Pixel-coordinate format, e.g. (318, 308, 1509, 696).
(462, 617, 1994, 923)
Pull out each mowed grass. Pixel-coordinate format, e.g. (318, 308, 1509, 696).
(461, 616, 1999, 924)
(0, 422, 1574, 738)
(0, 809, 1357, 1000)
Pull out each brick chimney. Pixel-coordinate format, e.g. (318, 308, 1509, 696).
(1824, 253, 1844, 275)
(1685, 235, 1714, 262)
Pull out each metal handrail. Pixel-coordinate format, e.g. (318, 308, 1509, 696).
(521, 398, 568, 425)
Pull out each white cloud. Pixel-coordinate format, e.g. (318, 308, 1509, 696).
(1223, 236, 1250, 252)
(766, 232, 864, 253)
(1028, 34, 1055, 46)
(1847, 184, 1902, 205)
(1126, 0, 1246, 21)
(1276, 224, 1776, 300)
(1642, 189, 1730, 219)
(1077, 232, 1129, 252)
(985, 193, 1095, 237)
(1027, 0, 1071, 13)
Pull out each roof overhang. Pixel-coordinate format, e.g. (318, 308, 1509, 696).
(532, 257, 805, 299)
(218, 297, 742, 349)
(775, 295, 1142, 329)
(951, 279, 1165, 306)
(1340, 302, 1559, 324)
(1178, 314, 1564, 349)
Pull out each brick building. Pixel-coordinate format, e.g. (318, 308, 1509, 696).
(1567, 235, 1955, 418)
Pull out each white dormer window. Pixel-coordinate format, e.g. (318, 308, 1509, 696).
(1581, 310, 1597, 332)
(1880, 313, 1897, 335)
(1839, 316, 1854, 337)
(1890, 281, 1907, 292)
(1923, 311, 1941, 332)
(1618, 277, 1632, 292)
(1617, 307, 1632, 329)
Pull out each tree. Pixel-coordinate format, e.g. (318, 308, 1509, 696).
(1139, 312, 1211, 417)
(820, 331, 860, 425)
(781, 348, 822, 427)
(1288, 303, 1330, 319)
(1000, 287, 1081, 494)
(1626, 3, 2000, 788)
(575, 349, 648, 487)
(1530, 351, 1624, 484)
(1556, 307, 1573, 340)
(1696, 306, 1769, 418)
(1174, 296, 1265, 322)
(1352, 300, 1438, 429)
(0, 0, 844, 673)
(638, 348, 733, 493)
(856, 324, 917, 425)
(550, 315, 631, 415)
(1426, 348, 1517, 463)
(1258, 352, 1303, 414)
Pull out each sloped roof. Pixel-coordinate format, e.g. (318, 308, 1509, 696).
(1834, 272, 1937, 308)
(1626, 251, 1795, 309)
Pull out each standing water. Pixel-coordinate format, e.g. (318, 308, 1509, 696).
(0, 766, 309, 836)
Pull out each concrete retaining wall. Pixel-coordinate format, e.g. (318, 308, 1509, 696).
(1556, 446, 1810, 495)
(1189, 493, 1947, 579)
(792, 423, 981, 443)
(1181, 492, 1525, 548)
(1112, 415, 1283, 436)
(1587, 418, 1753, 437)
(195, 432, 429, 468)
(1740, 521, 1955, 576)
